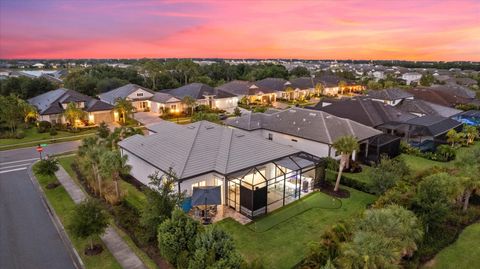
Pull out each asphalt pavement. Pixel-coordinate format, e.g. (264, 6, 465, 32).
(0, 140, 81, 269)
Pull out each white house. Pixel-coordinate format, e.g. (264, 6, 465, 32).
(225, 107, 382, 161)
(120, 120, 325, 218)
(366, 88, 414, 106)
(402, 72, 422, 85)
(167, 83, 238, 112)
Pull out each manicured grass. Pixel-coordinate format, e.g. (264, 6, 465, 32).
(165, 117, 192, 125)
(0, 127, 96, 150)
(57, 156, 155, 268)
(428, 223, 480, 269)
(33, 163, 122, 269)
(216, 188, 376, 269)
(400, 154, 448, 172)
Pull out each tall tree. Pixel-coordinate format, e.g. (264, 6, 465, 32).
(63, 102, 86, 130)
(181, 95, 196, 116)
(463, 125, 479, 145)
(143, 60, 164, 90)
(78, 137, 107, 196)
(114, 98, 134, 124)
(332, 136, 359, 192)
(0, 94, 26, 134)
(99, 150, 131, 201)
(455, 148, 480, 211)
(338, 81, 347, 95)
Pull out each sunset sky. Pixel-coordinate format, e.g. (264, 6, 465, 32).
(0, 0, 479, 61)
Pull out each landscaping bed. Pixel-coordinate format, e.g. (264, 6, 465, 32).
(216, 188, 376, 269)
(33, 162, 122, 269)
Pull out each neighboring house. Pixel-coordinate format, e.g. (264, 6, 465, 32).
(120, 120, 325, 218)
(288, 77, 321, 99)
(366, 88, 414, 106)
(98, 83, 183, 114)
(402, 116, 463, 151)
(372, 71, 385, 80)
(28, 88, 114, 125)
(216, 80, 277, 104)
(315, 73, 364, 95)
(407, 87, 480, 108)
(397, 99, 462, 118)
(225, 107, 382, 162)
(402, 72, 422, 85)
(167, 83, 238, 112)
(254, 78, 292, 99)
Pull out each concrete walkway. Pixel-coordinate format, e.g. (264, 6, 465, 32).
(55, 167, 148, 269)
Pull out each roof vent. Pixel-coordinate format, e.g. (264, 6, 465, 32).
(187, 126, 196, 129)
(309, 113, 317, 117)
(205, 126, 214, 130)
(293, 121, 296, 125)
(303, 118, 306, 122)
(289, 110, 296, 113)
(326, 115, 332, 119)
(235, 133, 245, 138)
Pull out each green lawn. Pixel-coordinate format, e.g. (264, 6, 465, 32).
(0, 127, 96, 150)
(57, 156, 157, 269)
(165, 117, 192, 125)
(216, 188, 376, 269)
(428, 223, 480, 269)
(33, 163, 122, 269)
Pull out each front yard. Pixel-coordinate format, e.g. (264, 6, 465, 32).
(0, 127, 96, 150)
(216, 188, 376, 269)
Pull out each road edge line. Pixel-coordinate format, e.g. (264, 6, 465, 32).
(27, 162, 85, 269)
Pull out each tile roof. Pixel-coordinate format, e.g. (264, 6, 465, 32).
(225, 107, 381, 144)
(217, 80, 276, 95)
(120, 120, 301, 179)
(98, 84, 155, 104)
(313, 98, 417, 127)
(168, 83, 236, 100)
(366, 88, 414, 101)
(397, 99, 462, 118)
(406, 115, 462, 136)
(28, 88, 113, 115)
(150, 92, 181, 103)
(254, 78, 291, 91)
(407, 88, 480, 107)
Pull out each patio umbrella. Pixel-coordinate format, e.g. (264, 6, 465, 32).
(191, 186, 221, 206)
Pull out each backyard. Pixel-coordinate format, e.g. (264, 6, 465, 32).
(217, 188, 376, 269)
(426, 223, 480, 269)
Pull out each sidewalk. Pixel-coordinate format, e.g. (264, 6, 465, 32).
(55, 167, 148, 269)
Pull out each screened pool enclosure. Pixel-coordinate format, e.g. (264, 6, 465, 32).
(225, 152, 325, 218)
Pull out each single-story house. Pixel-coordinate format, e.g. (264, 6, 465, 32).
(225, 107, 383, 163)
(402, 72, 422, 85)
(254, 78, 292, 99)
(98, 83, 183, 115)
(366, 88, 414, 106)
(167, 83, 238, 112)
(28, 88, 114, 125)
(119, 120, 325, 218)
(216, 80, 277, 104)
(406, 87, 480, 108)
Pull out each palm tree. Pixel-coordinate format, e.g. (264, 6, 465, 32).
(19, 98, 37, 128)
(338, 81, 347, 95)
(143, 60, 164, 90)
(78, 137, 107, 196)
(181, 95, 196, 116)
(114, 98, 134, 125)
(315, 83, 324, 96)
(99, 151, 131, 200)
(455, 148, 480, 211)
(463, 125, 479, 145)
(63, 102, 86, 130)
(285, 86, 295, 101)
(332, 136, 359, 192)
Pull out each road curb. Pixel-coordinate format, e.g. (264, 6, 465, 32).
(27, 162, 85, 269)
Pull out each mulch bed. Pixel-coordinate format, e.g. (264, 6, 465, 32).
(319, 182, 350, 198)
(84, 244, 103, 256)
(46, 181, 60, 189)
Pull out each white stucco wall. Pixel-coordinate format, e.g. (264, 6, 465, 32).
(127, 89, 154, 101)
(214, 97, 238, 112)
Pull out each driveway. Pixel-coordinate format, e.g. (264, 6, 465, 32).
(0, 143, 80, 269)
(133, 112, 164, 126)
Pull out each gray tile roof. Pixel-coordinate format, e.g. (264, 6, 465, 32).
(254, 78, 291, 91)
(314, 98, 417, 127)
(397, 99, 462, 117)
(28, 88, 113, 115)
(168, 83, 236, 100)
(120, 121, 301, 179)
(225, 107, 382, 144)
(150, 92, 180, 103)
(98, 84, 155, 104)
(367, 88, 414, 101)
(217, 80, 276, 95)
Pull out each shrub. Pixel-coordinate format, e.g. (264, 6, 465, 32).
(435, 145, 456, 161)
(15, 130, 25, 139)
(49, 127, 58, 136)
(35, 158, 59, 176)
(37, 121, 51, 133)
(324, 157, 339, 171)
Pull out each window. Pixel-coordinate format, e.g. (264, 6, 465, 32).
(291, 139, 298, 142)
(136, 92, 144, 97)
(268, 133, 273, 140)
(170, 104, 176, 110)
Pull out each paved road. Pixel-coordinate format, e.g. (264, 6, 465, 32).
(0, 141, 81, 269)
